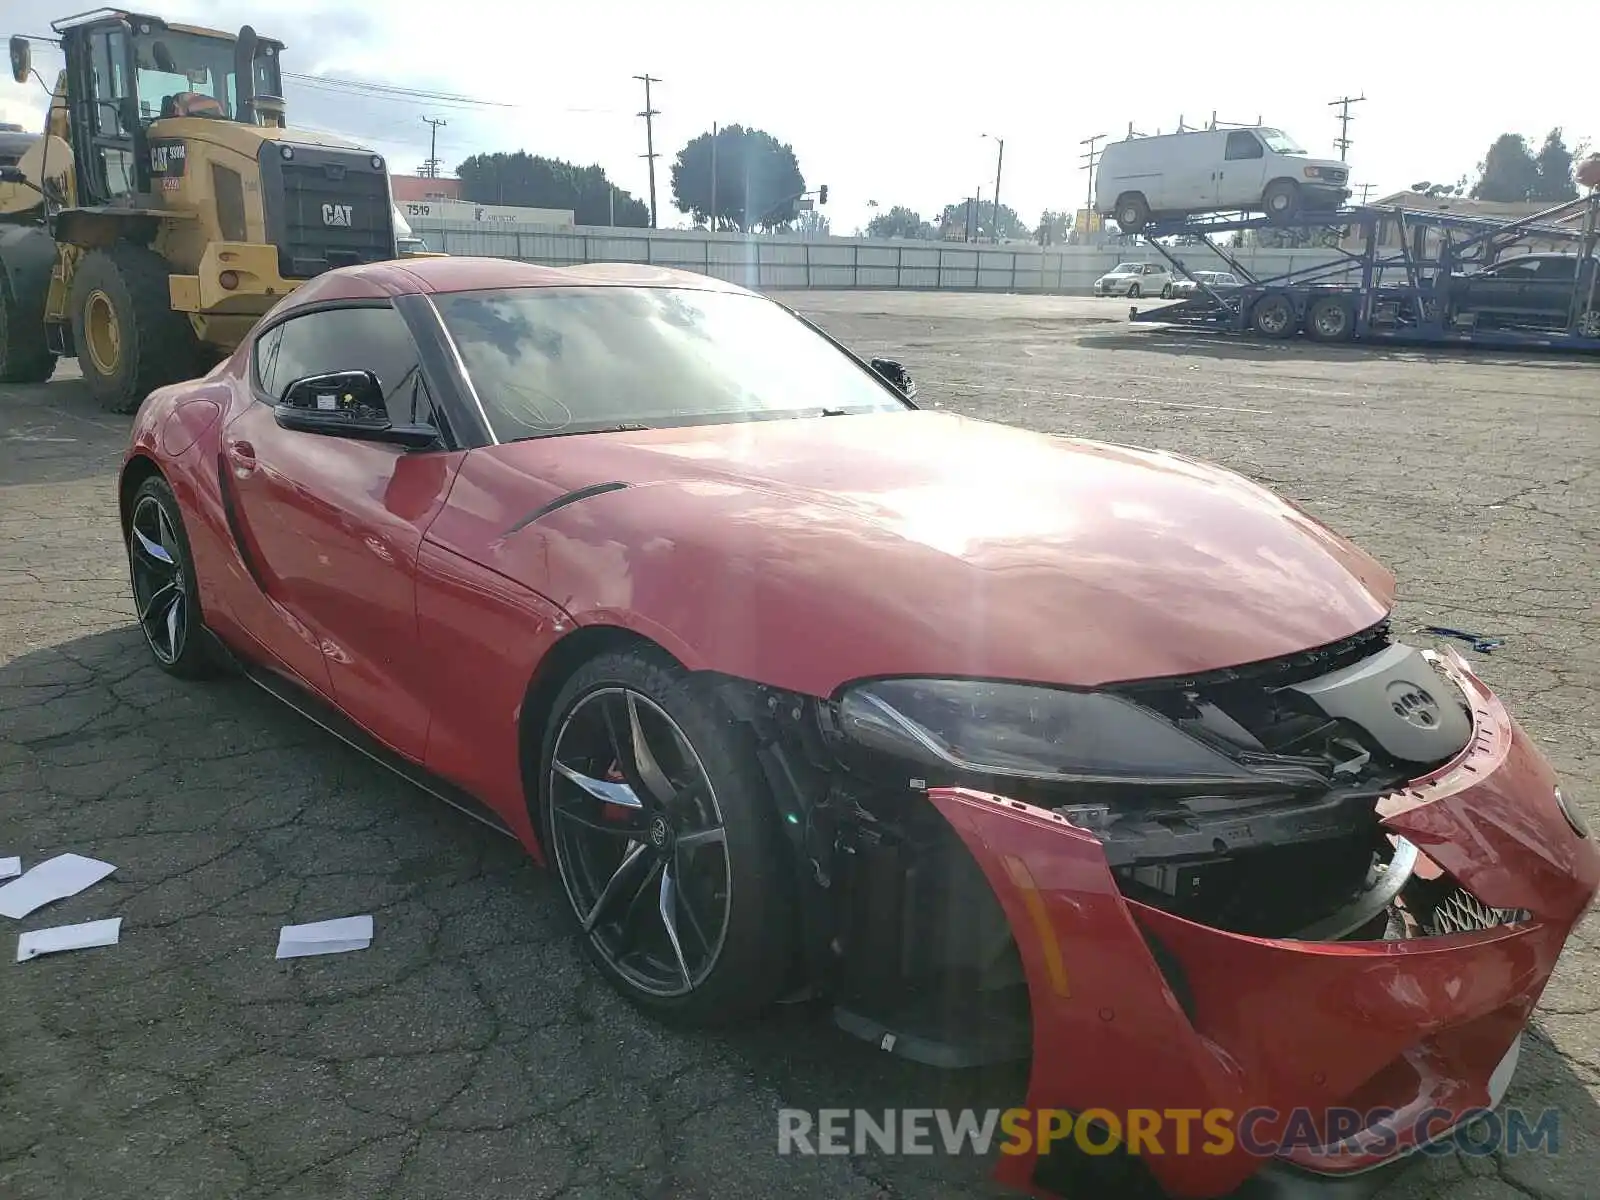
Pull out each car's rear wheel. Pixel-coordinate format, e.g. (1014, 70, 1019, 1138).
(538, 650, 796, 1025)
(1115, 193, 1150, 234)
(125, 474, 220, 679)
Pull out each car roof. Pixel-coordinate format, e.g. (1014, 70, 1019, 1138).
(266, 257, 758, 316)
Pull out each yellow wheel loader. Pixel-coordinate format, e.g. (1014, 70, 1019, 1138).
(0, 10, 400, 411)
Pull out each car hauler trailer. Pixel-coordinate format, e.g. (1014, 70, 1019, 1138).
(1125, 192, 1600, 351)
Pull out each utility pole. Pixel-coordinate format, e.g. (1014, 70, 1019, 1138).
(634, 74, 661, 228)
(1329, 93, 1365, 161)
(421, 116, 447, 178)
(984, 133, 1005, 243)
(1357, 182, 1376, 205)
(1079, 132, 1107, 218)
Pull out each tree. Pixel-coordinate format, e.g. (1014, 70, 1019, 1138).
(670, 125, 806, 232)
(1035, 209, 1073, 246)
(1532, 128, 1579, 202)
(865, 205, 934, 240)
(796, 209, 831, 238)
(454, 152, 648, 226)
(1470, 134, 1541, 202)
(937, 198, 1025, 241)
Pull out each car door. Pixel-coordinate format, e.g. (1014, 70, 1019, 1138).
(1217, 130, 1266, 210)
(1517, 255, 1578, 321)
(1456, 258, 1541, 318)
(224, 301, 465, 760)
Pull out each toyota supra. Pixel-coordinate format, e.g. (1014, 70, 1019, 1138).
(118, 257, 1598, 1199)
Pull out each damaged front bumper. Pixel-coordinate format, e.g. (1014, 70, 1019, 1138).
(929, 647, 1598, 1200)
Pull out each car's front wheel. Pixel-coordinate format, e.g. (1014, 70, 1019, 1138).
(1128, 282, 1142, 298)
(538, 649, 797, 1025)
(125, 474, 220, 678)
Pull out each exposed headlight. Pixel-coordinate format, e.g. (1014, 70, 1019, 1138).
(835, 678, 1259, 786)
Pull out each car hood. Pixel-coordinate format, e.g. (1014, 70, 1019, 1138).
(436, 410, 1395, 694)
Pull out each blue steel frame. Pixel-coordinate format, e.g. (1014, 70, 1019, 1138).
(1127, 193, 1600, 350)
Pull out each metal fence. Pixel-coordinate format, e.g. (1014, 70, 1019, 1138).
(406, 218, 1354, 295)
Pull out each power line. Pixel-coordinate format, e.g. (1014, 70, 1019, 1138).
(1329, 93, 1366, 161)
(634, 73, 660, 229)
(283, 71, 515, 108)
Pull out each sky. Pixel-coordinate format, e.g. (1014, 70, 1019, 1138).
(3, 0, 1597, 235)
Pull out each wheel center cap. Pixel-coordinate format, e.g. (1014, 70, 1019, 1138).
(648, 815, 672, 850)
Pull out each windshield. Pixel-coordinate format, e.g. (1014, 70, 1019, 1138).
(433, 286, 913, 441)
(1257, 128, 1306, 155)
(131, 30, 282, 123)
(1111, 263, 1140, 273)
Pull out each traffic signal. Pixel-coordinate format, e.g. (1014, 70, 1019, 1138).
(818, 184, 828, 205)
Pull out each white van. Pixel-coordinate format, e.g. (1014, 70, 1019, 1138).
(1094, 127, 1351, 233)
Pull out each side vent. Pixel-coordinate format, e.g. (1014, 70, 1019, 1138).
(212, 164, 248, 242)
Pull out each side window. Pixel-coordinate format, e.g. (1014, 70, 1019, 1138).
(1535, 257, 1576, 280)
(255, 306, 435, 426)
(252, 324, 284, 396)
(1225, 131, 1264, 161)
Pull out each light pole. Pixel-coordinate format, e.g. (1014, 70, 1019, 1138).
(983, 133, 1004, 243)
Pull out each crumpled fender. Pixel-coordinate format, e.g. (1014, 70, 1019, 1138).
(928, 685, 1598, 1200)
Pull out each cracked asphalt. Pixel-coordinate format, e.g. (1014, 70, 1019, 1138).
(2, 292, 1597, 1200)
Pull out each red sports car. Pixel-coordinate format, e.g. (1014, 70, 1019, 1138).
(119, 258, 1597, 1200)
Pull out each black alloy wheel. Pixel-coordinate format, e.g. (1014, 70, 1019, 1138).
(539, 651, 795, 1024)
(125, 475, 218, 678)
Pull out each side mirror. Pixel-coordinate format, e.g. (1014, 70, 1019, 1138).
(9, 35, 29, 85)
(275, 370, 438, 449)
(0, 165, 27, 186)
(870, 357, 917, 401)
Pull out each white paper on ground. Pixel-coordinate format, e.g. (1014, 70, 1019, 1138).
(276, 915, 374, 959)
(16, 917, 123, 962)
(0, 853, 117, 920)
(0, 857, 20, 881)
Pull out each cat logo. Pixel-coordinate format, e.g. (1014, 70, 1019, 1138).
(321, 203, 354, 227)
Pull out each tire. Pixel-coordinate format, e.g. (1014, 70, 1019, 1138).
(70, 243, 201, 414)
(1127, 283, 1142, 299)
(1305, 295, 1355, 343)
(1115, 193, 1150, 234)
(1250, 293, 1297, 338)
(1160, 284, 1172, 299)
(125, 474, 222, 680)
(537, 649, 797, 1026)
(1262, 179, 1302, 225)
(0, 267, 58, 384)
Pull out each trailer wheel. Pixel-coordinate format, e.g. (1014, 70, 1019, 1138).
(1577, 309, 1600, 339)
(1305, 295, 1354, 343)
(0, 275, 58, 384)
(1115, 193, 1150, 234)
(1250, 293, 1297, 338)
(1262, 179, 1302, 225)
(70, 243, 201, 414)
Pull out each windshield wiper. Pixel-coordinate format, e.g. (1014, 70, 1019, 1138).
(513, 422, 652, 442)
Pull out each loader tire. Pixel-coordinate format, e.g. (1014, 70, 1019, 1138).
(70, 243, 200, 414)
(0, 265, 58, 384)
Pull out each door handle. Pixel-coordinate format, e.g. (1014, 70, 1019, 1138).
(226, 439, 257, 477)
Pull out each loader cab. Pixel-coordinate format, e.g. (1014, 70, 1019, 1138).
(53, 10, 285, 206)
